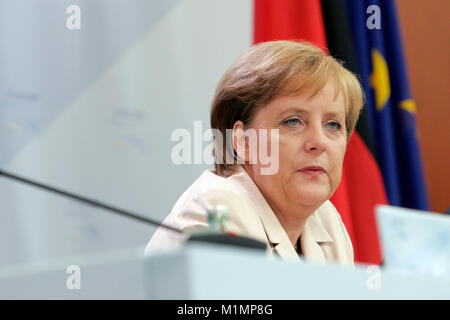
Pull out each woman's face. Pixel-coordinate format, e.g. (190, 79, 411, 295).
(242, 81, 347, 211)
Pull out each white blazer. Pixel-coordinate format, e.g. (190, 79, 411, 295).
(145, 165, 354, 265)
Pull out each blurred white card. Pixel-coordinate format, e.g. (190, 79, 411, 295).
(376, 205, 450, 276)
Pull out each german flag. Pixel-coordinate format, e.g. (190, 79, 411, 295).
(253, 0, 428, 265)
(321, 0, 387, 265)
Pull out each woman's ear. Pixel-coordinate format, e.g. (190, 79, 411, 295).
(232, 120, 248, 164)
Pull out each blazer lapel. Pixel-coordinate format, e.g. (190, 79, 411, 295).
(300, 213, 334, 263)
(257, 204, 335, 263)
(230, 166, 300, 261)
(259, 215, 301, 262)
(229, 165, 334, 263)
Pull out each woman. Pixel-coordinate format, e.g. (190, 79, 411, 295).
(145, 40, 364, 265)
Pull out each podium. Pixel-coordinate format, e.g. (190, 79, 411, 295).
(1, 243, 449, 299)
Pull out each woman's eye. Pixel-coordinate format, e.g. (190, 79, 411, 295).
(284, 118, 301, 126)
(327, 121, 342, 131)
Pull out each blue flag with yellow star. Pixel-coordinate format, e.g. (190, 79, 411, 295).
(345, 0, 429, 210)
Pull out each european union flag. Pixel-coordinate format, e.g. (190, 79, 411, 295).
(345, 0, 429, 210)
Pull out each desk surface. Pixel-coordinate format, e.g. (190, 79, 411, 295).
(1, 243, 449, 299)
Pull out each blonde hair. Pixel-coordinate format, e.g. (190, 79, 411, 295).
(210, 40, 364, 176)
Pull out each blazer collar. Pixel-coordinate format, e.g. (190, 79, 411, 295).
(229, 165, 333, 262)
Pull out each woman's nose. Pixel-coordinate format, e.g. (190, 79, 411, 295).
(303, 123, 327, 153)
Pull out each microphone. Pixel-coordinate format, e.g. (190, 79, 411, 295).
(0, 168, 181, 234)
(0, 169, 266, 251)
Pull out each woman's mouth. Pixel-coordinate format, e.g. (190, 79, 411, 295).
(297, 166, 326, 177)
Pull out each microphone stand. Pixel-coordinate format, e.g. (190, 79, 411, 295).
(0, 169, 267, 251)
